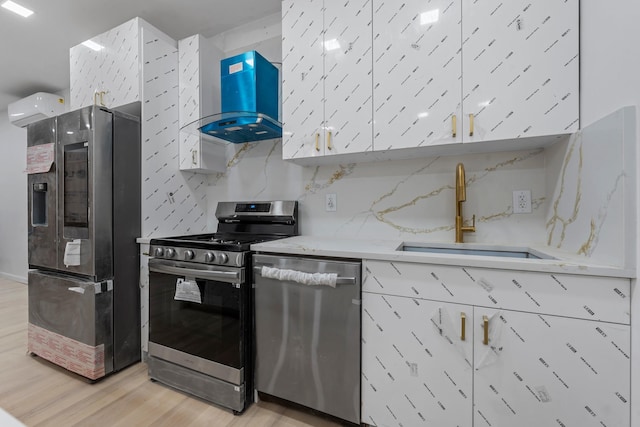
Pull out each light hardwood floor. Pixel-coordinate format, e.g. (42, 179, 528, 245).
(0, 278, 344, 427)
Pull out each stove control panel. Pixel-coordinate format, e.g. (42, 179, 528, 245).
(149, 245, 245, 268)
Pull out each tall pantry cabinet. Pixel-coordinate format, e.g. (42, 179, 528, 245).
(69, 18, 211, 355)
(68, 17, 209, 237)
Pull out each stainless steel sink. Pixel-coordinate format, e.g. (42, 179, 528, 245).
(397, 243, 555, 259)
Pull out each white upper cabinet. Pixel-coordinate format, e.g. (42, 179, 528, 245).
(373, 0, 463, 150)
(373, 0, 579, 151)
(461, 0, 580, 143)
(282, 0, 324, 160)
(177, 35, 226, 173)
(69, 19, 141, 110)
(323, 1, 373, 156)
(283, 0, 579, 162)
(282, 0, 373, 160)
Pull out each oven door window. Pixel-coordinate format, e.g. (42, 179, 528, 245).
(149, 270, 246, 369)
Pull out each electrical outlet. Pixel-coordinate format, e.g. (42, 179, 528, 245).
(512, 190, 532, 214)
(326, 193, 337, 212)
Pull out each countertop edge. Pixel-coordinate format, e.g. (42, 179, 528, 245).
(252, 236, 636, 279)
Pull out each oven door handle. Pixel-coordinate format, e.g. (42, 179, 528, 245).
(149, 259, 240, 282)
(253, 266, 357, 286)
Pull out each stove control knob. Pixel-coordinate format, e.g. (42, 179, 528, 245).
(217, 253, 229, 264)
(204, 252, 215, 263)
(165, 248, 176, 259)
(184, 250, 195, 260)
(154, 247, 164, 257)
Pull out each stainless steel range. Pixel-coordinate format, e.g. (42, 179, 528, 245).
(146, 200, 298, 414)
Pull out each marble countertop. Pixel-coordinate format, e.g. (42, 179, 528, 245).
(252, 236, 635, 279)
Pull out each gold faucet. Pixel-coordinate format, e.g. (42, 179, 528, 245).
(455, 163, 476, 243)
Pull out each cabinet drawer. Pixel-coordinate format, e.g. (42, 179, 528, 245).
(363, 260, 630, 324)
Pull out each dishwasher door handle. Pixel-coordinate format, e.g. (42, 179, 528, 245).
(254, 266, 357, 286)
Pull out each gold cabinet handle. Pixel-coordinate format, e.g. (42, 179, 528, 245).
(452, 114, 457, 138)
(483, 315, 489, 345)
(461, 312, 466, 341)
(327, 131, 333, 150)
(315, 133, 320, 152)
(469, 113, 475, 137)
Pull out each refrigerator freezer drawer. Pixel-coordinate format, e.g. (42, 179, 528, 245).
(27, 270, 114, 379)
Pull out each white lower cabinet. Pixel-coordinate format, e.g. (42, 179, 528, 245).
(362, 294, 473, 426)
(361, 260, 631, 427)
(473, 308, 630, 427)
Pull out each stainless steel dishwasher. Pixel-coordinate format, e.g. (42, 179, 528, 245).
(253, 254, 361, 425)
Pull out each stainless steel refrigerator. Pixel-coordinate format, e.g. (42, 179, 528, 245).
(26, 105, 141, 380)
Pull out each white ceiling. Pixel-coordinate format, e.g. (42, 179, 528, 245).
(0, 0, 282, 111)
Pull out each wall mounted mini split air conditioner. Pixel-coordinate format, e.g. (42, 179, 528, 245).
(8, 92, 65, 127)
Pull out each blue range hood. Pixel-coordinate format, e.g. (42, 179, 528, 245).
(199, 51, 282, 143)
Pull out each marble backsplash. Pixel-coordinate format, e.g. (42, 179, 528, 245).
(206, 142, 549, 246)
(203, 107, 635, 269)
(546, 106, 636, 269)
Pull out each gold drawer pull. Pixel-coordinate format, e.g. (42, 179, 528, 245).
(461, 312, 466, 341)
(315, 133, 320, 152)
(452, 114, 457, 138)
(483, 315, 489, 345)
(469, 113, 475, 137)
(327, 131, 333, 150)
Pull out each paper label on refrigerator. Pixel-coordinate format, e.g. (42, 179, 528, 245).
(229, 62, 243, 74)
(26, 143, 55, 174)
(63, 239, 82, 267)
(174, 278, 202, 304)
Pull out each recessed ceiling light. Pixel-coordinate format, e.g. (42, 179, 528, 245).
(1, 1, 34, 18)
(82, 40, 104, 51)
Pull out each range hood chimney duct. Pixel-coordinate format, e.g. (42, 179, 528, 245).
(198, 51, 282, 143)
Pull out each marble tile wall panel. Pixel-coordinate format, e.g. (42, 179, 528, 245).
(545, 107, 637, 268)
(206, 140, 548, 245)
(141, 27, 208, 237)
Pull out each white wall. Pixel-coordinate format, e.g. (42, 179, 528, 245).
(580, 1, 640, 424)
(0, 110, 28, 282)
